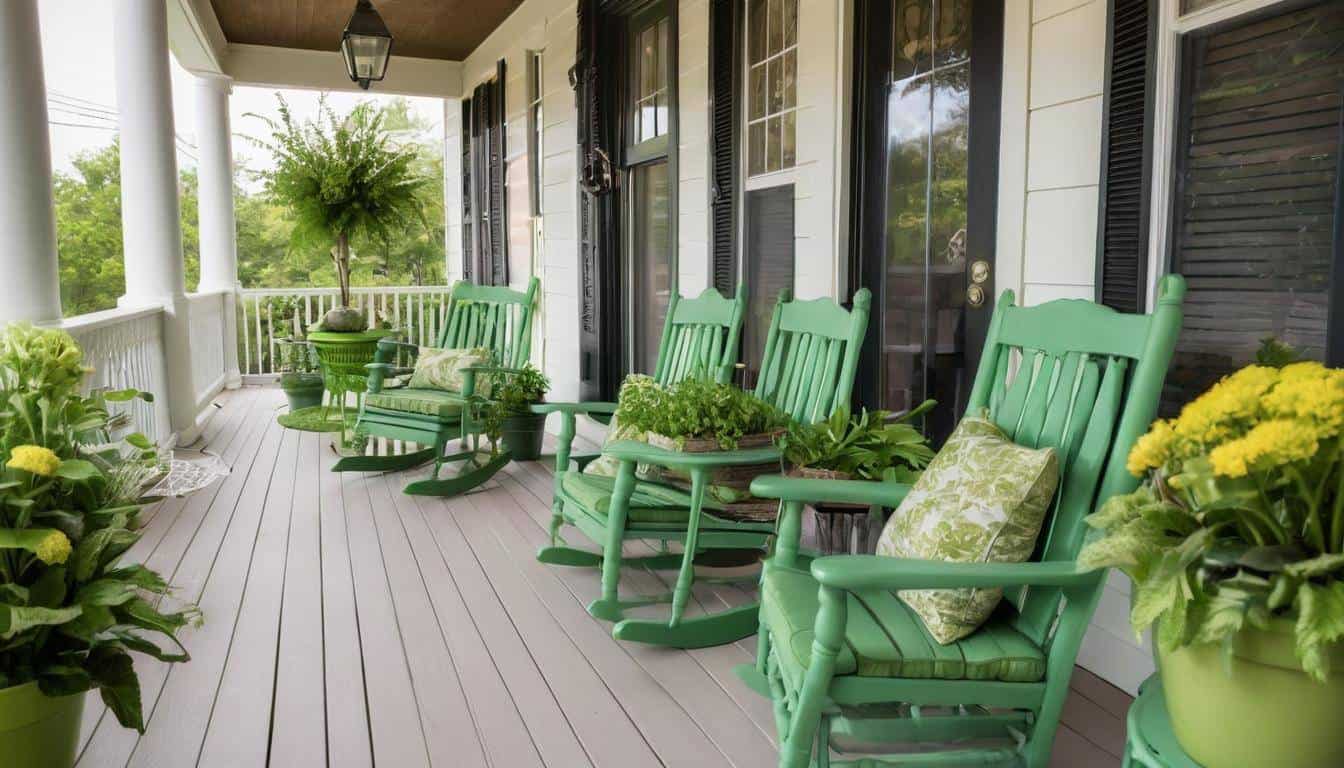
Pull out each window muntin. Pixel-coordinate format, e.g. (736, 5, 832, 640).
(631, 18, 671, 145)
(745, 0, 797, 176)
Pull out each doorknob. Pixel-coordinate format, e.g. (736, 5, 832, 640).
(966, 284, 985, 308)
(970, 260, 990, 284)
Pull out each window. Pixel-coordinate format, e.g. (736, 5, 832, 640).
(1164, 0, 1343, 406)
(629, 16, 672, 154)
(745, 0, 797, 176)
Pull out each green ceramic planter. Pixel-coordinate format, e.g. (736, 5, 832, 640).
(0, 681, 85, 768)
(280, 372, 326, 412)
(1159, 619, 1344, 768)
(500, 412, 547, 461)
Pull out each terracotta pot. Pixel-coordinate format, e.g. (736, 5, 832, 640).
(1158, 619, 1344, 768)
(0, 681, 85, 768)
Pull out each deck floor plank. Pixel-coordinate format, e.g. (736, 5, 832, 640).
(94, 388, 1131, 768)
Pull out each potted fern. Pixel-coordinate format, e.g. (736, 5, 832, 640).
(0, 325, 197, 767)
(1081, 359, 1344, 767)
(249, 96, 431, 332)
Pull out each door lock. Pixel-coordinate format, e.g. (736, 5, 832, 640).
(970, 260, 990, 284)
(966, 284, 985, 308)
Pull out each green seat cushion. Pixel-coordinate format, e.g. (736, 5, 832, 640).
(761, 564, 1046, 684)
(364, 388, 465, 419)
(560, 472, 727, 524)
(876, 414, 1059, 644)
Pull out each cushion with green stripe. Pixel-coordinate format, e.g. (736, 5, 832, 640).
(560, 472, 728, 524)
(761, 564, 1045, 684)
(364, 388, 465, 419)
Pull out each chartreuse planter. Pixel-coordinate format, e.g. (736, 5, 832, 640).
(1158, 619, 1344, 768)
(739, 276, 1186, 768)
(0, 682, 85, 768)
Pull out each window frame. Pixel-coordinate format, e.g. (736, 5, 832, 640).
(741, 0, 800, 188)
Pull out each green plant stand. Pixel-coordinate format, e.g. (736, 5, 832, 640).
(308, 329, 398, 445)
(1123, 676, 1200, 767)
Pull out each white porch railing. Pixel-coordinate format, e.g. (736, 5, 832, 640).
(186, 289, 230, 410)
(238, 285, 453, 375)
(56, 304, 171, 443)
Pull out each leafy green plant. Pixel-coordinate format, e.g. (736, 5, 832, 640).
(0, 324, 197, 731)
(1080, 361, 1344, 681)
(776, 401, 936, 482)
(248, 96, 433, 308)
(615, 375, 789, 450)
(490, 364, 550, 417)
(275, 340, 319, 377)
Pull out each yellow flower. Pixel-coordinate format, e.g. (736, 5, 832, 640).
(1173, 365, 1279, 446)
(34, 530, 71, 565)
(1262, 365, 1344, 437)
(1209, 419, 1318, 478)
(1128, 419, 1176, 476)
(7, 445, 61, 477)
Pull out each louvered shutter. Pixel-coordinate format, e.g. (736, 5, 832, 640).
(709, 0, 739, 296)
(461, 98, 474, 283)
(488, 59, 509, 286)
(1096, 0, 1155, 313)
(464, 63, 510, 287)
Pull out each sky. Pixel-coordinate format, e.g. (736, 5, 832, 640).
(37, 0, 444, 185)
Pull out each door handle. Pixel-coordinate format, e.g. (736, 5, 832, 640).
(966, 284, 985, 308)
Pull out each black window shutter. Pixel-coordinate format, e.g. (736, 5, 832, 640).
(1096, 0, 1156, 313)
(709, 0, 740, 296)
(461, 98, 474, 284)
(465, 62, 509, 287)
(488, 59, 509, 286)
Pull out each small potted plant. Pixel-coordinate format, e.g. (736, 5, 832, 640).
(276, 338, 324, 412)
(0, 324, 197, 768)
(490, 364, 551, 461)
(615, 376, 789, 452)
(1080, 359, 1344, 768)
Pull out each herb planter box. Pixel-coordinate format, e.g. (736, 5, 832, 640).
(1159, 619, 1344, 768)
(0, 682, 84, 768)
(646, 430, 781, 453)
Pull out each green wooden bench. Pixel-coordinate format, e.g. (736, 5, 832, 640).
(331, 278, 539, 497)
(737, 276, 1186, 768)
(546, 288, 871, 649)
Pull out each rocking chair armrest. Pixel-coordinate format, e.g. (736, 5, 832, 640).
(602, 440, 780, 470)
(809, 556, 1100, 592)
(374, 339, 420, 364)
(530, 401, 618, 416)
(749, 475, 914, 509)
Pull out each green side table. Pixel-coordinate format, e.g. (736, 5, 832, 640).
(307, 329, 400, 443)
(1123, 676, 1201, 767)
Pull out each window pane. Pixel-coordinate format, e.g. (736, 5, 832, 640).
(631, 161, 673, 375)
(749, 63, 766, 120)
(748, 121, 766, 175)
(767, 115, 782, 171)
(767, 58, 782, 113)
(781, 110, 795, 167)
(768, 0, 783, 56)
(893, 0, 933, 78)
(783, 0, 797, 48)
(748, 0, 767, 64)
(883, 76, 932, 414)
(781, 49, 796, 109)
(934, 0, 971, 67)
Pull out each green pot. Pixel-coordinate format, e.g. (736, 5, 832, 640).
(0, 681, 85, 768)
(500, 411, 547, 461)
(281, 372, 326, 412)
(1159, 619, 1344, 768)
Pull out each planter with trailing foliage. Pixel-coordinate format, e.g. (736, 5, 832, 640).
(1081, 356, 1344, 768)
(0, 325, 198, 768)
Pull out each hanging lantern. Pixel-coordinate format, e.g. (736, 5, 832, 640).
(341, 0, 393, 90)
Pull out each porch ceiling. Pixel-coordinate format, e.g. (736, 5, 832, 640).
(208, 0, 523, 61)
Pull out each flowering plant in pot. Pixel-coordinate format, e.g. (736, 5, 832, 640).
(250, 96, 432, 332)
(1080, 356, 1344, 768)
(0, 325, 198, 768)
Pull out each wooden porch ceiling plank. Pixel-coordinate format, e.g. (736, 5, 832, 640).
(364, 471, 489, 767)
(75, 387, 266, 764)
(488, 467, 778, 768)
(318, 431, 374, 768)
(406, 486, 595, 768)
(389, 488, 549, 768)
(453, 486, 744, 768)
(195, 424, 304, 767)
(125, 396, 289, 767)
(421, 492, 659, 767)
(268, 431, 330, 766)
(340, 471, 433, 767)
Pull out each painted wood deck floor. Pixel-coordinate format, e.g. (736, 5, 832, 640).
(73, 387, 1131, 768)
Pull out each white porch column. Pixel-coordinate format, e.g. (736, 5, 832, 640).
(114, 0, 197, 443)
(0, 0, 63, 324)
(194, 74, 242, 388)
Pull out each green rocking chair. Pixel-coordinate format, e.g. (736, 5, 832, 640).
(547, 288, 872, 649)
(737, 276, 1186, 768)
(332, 277, 539, 496)
(535, 285, 747, 566)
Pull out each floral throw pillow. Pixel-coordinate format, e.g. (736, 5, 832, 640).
(407, 347, 494, 396)
(876, 413, 1059, 644)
